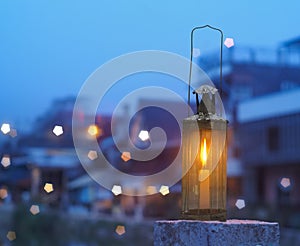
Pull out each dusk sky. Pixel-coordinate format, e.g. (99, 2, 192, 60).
(0, 0, 299, 130)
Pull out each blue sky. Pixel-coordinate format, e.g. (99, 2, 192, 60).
(0, 0, 299, 130)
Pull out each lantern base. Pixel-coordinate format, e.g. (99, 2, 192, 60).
(181, 209, 226, 221)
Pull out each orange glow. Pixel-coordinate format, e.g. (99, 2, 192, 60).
(87, 124, 102, 137)
(200, 138, 208, 166)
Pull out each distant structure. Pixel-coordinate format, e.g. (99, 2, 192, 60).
(204, 37, 300, 224)
(237, 89, 300, 208)
(201, 41, 300, 121)
(2, 37, 300, 225)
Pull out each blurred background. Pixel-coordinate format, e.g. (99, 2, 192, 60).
(1, 0, 300, 245)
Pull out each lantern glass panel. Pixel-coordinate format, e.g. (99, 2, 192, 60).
(182, 116, 227, 221)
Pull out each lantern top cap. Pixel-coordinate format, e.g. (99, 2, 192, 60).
(194, 85, 218, 95)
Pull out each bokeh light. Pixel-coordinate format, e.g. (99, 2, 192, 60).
(0, 187, 8, 199)
(280, 177, 291, 189)
(88, 150, 98, 160)
(1, 123, 11, 134)
(87, 124, 102, 137)
(235, 199, 246, 209)
(6, 231, 16, 241)
(52, 125, 64, 136)
(111, 185, 122, 196)
(30, 205, 40, 215)
(44, 183, 54, 193)
(121, 152, 131, 162)
(115, 225, 126, 236)
(1, 155, 11, 167)
(9, 128, 17, 138)
(224, 38, 235, 48)
(138, 130, 149, 141)
(159, 185, 170, 196)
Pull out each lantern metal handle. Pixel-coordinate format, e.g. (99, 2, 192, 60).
(188, 25, 224, 116)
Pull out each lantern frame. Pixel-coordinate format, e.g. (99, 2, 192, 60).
(181, 25, 227, 221)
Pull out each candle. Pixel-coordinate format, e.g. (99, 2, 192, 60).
(199, 137, 210, 208)
(199, 169, 210, 208)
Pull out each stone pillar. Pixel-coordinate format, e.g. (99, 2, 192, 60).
(154, 220, 279, 246)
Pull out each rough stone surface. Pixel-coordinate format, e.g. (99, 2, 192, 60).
(154, 220, 280, 246)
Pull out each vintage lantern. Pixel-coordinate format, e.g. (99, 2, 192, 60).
(181, 25, 227, 221)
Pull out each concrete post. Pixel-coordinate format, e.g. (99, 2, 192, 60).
(154, 220, 279, 246)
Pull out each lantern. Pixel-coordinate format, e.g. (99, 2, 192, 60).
(181, 85, 227, 221)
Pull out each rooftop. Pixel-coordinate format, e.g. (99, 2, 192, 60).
(237, 88, 300, 123)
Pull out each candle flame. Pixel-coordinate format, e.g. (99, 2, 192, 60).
(200, 138, 207, 166)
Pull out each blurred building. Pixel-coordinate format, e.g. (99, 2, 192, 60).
(202, 37, 300, 214)
(237, 89, 300, 224)
(206, 39, 300, 224)
(68, 98, 186, 218)
(4, 98, 81, 207)
(1, 97, 112, 208)
(2, 37, 300, 224)
(202, 42, 300, 119)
